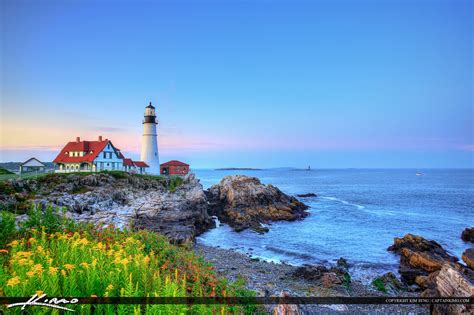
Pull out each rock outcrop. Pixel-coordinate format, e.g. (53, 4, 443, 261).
(388, 234, 458, 284)
(422, 264, 474, 315)
(461, 227, 474, 243)
(1, 173, 214, 244)
(462, 248, 474, 270)
(206, 175, 309, 232)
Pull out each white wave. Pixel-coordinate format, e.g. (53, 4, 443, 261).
(321, 196, 365, 210)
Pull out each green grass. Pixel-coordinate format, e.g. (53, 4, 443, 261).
(0, 206, 261, 314)
(0, 172, 49, 182)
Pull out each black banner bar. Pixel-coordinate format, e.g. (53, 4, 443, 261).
(0, 297, 472, 305)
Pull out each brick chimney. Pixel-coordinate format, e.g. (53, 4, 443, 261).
(76, 137, 80, 142)
(98, 136, 103, 141)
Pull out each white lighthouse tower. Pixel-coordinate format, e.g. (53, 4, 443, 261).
(140, 102, 160, 174)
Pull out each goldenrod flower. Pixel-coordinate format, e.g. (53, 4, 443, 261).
(48, 267, 59, 275)
(33, 264, 44, 274)
(80, 262, 89, 269)
(7, 277, 20, 287)
(64, 264, 75, 270)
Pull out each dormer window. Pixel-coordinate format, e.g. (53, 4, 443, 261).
(65, 152, 68, 155)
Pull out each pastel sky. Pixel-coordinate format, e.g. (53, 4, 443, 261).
(1, 0, 472, 168)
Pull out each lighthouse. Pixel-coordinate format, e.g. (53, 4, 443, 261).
(140, 102, 160, 174)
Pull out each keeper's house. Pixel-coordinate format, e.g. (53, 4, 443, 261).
(53, 136, 148, 174)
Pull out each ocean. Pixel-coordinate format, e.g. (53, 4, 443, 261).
(194, 168, 474, 282)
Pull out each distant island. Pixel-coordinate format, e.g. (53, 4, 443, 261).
(215, 167, 262, 170)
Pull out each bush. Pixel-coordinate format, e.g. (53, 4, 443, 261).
(0, 211, 16, 247)
(20, 204, 77, 234)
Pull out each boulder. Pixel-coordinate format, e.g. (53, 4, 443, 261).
(292, 265, 329, 281)
(461, 227, 474, 243)
(273, 292, 301, 315)
(424, 264, 474, 315)
(321, 272, 342, 288)
(388, 234, 458, 284)
(462, 248, 474, 270)
(206, 175, 309, 232)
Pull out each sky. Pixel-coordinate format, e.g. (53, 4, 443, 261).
(0, 0, 472, 168)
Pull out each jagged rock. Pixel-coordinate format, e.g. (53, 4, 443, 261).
(134, 176, 214, 244)
(206, 175, 309, 232)
(296, 193, 317, 198)
(462, 248, 474, 270)
(461, 227, 474, 243)
(424, 264, 474, 315)
(273, 291, 301, 315)
(388, 234, 458, 284)
(378, 272, 406, 293)
(336, 257, 349, 271)
(321, 272, 342, 288)
(292, 265, 329, 281)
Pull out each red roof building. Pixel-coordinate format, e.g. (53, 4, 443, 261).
(53, 136, 149, 174)
(160, 160, 190, 176)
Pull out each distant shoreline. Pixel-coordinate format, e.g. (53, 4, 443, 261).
(215, 168, 262, 171)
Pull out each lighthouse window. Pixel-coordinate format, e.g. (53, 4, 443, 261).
(155, 152, 157, 157)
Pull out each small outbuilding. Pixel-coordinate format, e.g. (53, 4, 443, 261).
(20, 157, 46, 174)
(160, 160, 189, 176)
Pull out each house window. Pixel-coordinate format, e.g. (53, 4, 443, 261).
(103, 152, 106, 159)
(109, 152, 112, 159)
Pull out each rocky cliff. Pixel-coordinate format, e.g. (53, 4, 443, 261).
(1, 173, 308, 242)
(206, 175, 309, 232)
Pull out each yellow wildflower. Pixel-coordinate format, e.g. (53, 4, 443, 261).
(15, 251, 33, 258)
(17, 258, 33, 266)
(78, 238, 89, 246)
(64, 264, 75, 270)
(26, 271, 35, 277)
(106, 284, 114, 291)
(7, 277, 20, 287)
(96, 242, 104, 250)
(37, 246, 44, 254)
(143, 256, 150, 265)
(9, 240, 19, 246)
(29, 237, 36, 243)
(61, 270, 66, 276)
(92, 259, 97, 267)
(121, 258, 129, 266)
(48, 267, 59, 275)
(36, 290, 44, 296)
(80, 262, 89, 269)
(33, 264, 44, 274)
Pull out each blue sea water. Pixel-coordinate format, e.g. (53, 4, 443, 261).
(194, 169, 474, 282)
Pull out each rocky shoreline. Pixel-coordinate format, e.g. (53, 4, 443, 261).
(193, 244, 427, 314)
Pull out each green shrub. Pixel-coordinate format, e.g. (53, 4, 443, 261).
(0, 167, 14, 175)
(20, 204, 77, 234)
(372, 277, 387, 293)
(0, 211, 16, 247)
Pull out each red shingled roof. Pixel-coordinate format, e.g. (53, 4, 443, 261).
(160, 160, 189, 167)
(53, 139, 110, 164)
(123, 158, 133, 166)
(133, 161, 149, 168)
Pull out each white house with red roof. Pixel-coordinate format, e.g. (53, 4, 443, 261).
(53, 136, 149, 174)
